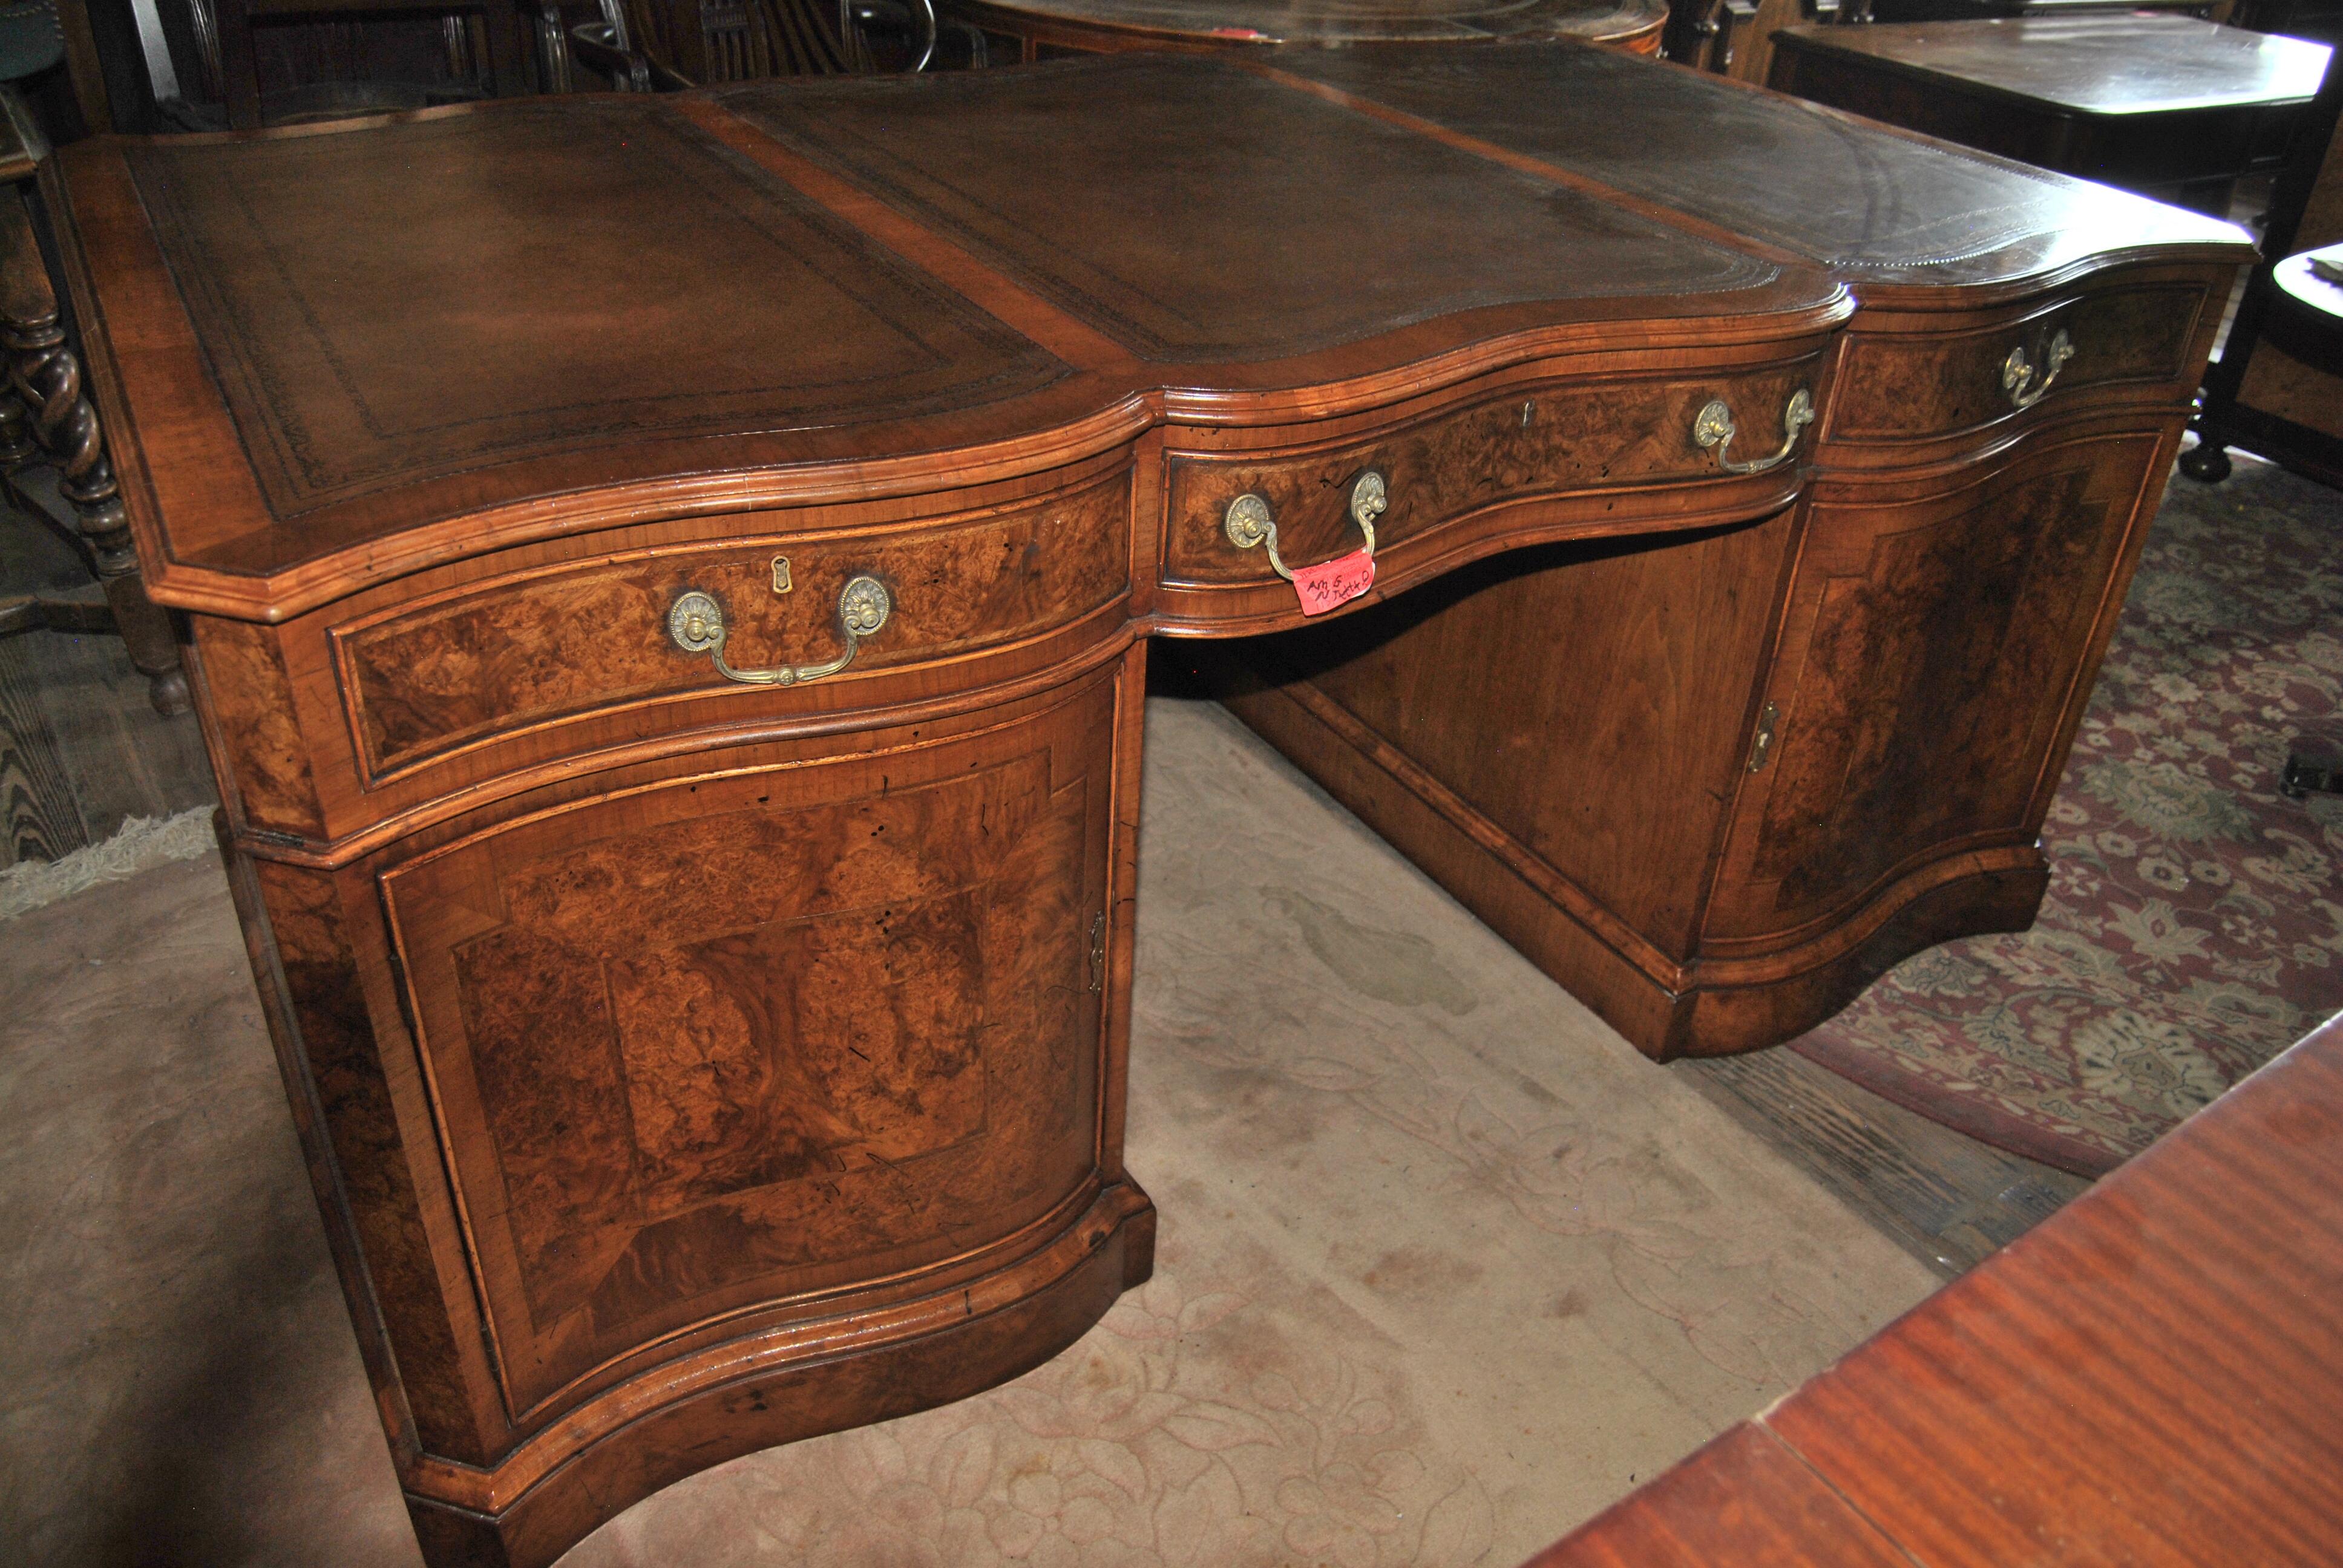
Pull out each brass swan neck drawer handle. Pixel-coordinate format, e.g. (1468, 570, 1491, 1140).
(2002, 328, 2075, 410)
(1224, 469, 1386, 580)
(667, 576, 891, 687)
(1693, 387, 1814, 475)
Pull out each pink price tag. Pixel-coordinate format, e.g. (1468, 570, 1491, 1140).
(1289, 549, 1375, 616)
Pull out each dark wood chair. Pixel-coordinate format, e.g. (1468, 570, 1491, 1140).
(0, 74, 185, 713)
(563, 0, 937, 87)
(91, 0, 549, 131)
(1662, 0, 1863, 82)
(209, 0, 536, 128)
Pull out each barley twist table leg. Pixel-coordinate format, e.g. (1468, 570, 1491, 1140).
(0, 183, 189, 716)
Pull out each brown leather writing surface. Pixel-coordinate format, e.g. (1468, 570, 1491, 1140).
(1273, 42, 2247, 289)
(716, 56, 1782, 362)
(124, 99, 1067, 520)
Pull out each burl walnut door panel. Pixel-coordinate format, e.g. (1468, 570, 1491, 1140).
(378, 673, 1121, 1423)
(1706, 425, 2168, 945)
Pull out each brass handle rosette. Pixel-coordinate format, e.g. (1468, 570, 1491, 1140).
(1223, 469, 1386, 580)
(2002, 328, 2075, 411)
(667, 575, 891, 687)
(1693, 387, 1815, 475)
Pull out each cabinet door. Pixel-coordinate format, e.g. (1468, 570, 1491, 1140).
(378, 671, 1125, 1426)
(1706, 426, 2168, 944)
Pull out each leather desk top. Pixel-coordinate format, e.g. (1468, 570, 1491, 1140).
(44, 47, 2244, 614)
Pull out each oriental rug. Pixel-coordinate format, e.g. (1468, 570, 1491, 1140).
(1795, 454, 2343, 1176)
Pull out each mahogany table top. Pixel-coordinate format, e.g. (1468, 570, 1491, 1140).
(1771, 15, 2333, 116)
(1532, 1007, 2343, 1566)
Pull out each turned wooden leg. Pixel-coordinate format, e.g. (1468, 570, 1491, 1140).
(0, 376, 34, 468)
(0, 186, 189, 715)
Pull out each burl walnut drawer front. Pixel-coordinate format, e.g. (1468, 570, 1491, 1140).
(332, 471, 1131, 789)
(1825, 279, 2214, 448)
(1161, 363, 1821, 592)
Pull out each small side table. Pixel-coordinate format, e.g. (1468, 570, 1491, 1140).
(2269, 243, 2343, 358)
(1768, 16, 2333, 214)
(2186, 242, 2343, 483)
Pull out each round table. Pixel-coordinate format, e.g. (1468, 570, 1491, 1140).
(946, 0, 1670, 60)
(2179, 241, 2343, 485)
(2268, 244, 2343, 367)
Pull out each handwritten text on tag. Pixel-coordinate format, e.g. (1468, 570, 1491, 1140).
(1291, 549, 1375, 616)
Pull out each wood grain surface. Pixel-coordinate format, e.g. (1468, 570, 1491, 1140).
(1532, 1009, 2343, 1567)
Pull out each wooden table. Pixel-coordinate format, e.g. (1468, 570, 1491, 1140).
(2199, 241, 2343, 479)
(943, 0, 1668, 60)
(1528, 1006, 2343, 1567)
(30, 42, 2247, 1568)
(1769, 16, 2333, 212)
(2272, 241, 2343, 354)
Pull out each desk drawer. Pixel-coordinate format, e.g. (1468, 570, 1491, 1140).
(1162, 364, 1818, 587)
(332, 471, 1131, 788)
(1828, 281, 2212, 445)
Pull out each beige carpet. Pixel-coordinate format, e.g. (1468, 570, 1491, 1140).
(1, 697, 1940, 1567)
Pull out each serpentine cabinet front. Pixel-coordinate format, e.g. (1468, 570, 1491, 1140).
(1221, 259, 2229, 1058)
(190, 454, 1159, 1566)
(37, 46, 2249, 1568)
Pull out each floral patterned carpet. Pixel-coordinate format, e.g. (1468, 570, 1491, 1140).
(1794, 455, 2343, 1176)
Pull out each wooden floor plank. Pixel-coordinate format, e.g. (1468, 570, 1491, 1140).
(0, 633, 91, 866)
(1, 497, 215, 867)
(35, 624, 215, 841)
(1676, 1047, 2091, 1277)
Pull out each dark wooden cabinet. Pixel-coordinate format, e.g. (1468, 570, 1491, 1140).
(1209, 49, 2234, 1060)
(30, 42, 2249, 1568)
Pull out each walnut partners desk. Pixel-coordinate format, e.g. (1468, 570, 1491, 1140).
(30, 45, 2247, 1568)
